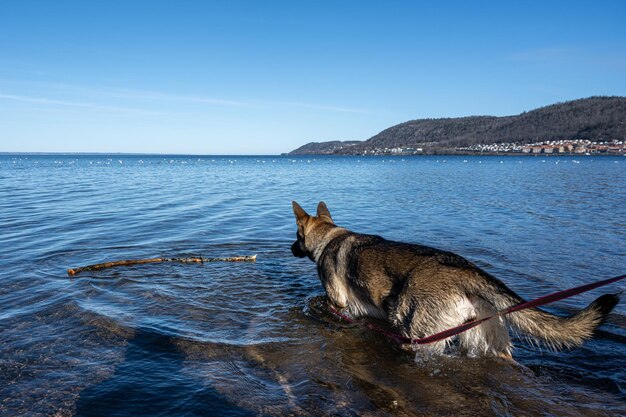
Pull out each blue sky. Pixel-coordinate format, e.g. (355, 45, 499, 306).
(1, 1, 625, 154)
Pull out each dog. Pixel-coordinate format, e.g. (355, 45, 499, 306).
(291, 201, 619, 358)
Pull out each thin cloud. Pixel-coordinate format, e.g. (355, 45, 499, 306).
(0, 92, 169, 115)
(99, 87, 373, 114)
(506, 45, 626, 71)
(506, 46, 579, 64)
(0, 80, 375, 115)
(263, 100, 374, 114)
(105, 87, 251, 107)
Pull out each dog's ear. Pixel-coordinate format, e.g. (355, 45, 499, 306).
(292, 201, 309, 223)
(316, 201, 333, 223)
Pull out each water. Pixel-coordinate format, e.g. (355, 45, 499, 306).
(1, 154, 624, 416)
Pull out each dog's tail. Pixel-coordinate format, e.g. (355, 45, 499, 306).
(471, 273, 620, 350)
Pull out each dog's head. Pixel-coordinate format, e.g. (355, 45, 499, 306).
(291, 201, 334, 260)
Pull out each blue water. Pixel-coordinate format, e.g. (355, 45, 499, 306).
(1, 154, 624, 416)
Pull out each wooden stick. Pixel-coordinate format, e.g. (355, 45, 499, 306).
(67, 255, 257, 276)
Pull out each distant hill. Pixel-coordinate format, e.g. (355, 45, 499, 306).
(288, 140, 362, 155)
(288, 96, 626, 155)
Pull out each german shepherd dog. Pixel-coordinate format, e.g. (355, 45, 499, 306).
(291, 201, 619, 358)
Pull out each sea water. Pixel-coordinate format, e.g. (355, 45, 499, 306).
(1, 154, 624, 416)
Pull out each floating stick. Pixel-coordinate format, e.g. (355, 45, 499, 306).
(67, 255, 257, 276)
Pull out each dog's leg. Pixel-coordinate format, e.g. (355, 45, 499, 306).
(389, 291, 451, 355)
(321, 272, 350, 310)
(390, 289, 512, 359)
(457, 296, 512, 357)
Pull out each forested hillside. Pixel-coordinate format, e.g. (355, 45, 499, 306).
(288, 97, 626, 155)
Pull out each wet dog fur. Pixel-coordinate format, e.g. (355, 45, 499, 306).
(291, 201, 619, 358)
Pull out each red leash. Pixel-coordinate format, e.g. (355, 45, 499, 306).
(329, 273, 626, 345)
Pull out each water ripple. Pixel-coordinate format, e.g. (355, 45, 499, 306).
(1, 154, 625, 416)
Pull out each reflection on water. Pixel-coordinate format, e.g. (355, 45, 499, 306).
(0, 155, 624, 416)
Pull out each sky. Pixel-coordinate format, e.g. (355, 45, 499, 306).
(1, 1, 625, 155)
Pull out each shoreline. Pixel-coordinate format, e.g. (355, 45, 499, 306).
(2, 151, 624, 158)
(286, 151, 625, 157)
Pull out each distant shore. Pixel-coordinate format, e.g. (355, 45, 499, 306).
(287, 97, 626, 157)
(2, 151, 624, 158)
(285, 152, 624, 157)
